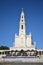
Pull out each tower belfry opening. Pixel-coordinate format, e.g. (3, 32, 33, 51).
(21, 25, 23, 29)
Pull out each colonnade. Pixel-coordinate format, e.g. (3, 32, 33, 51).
(0, 50, 43, 57)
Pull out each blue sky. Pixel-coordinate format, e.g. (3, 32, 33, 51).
(0, 0, 43, 49)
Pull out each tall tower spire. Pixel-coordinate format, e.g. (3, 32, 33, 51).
(19, 9, 26, 35)
(10, 9, 36, 50)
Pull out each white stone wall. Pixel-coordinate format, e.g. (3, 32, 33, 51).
(13, 33, 36, 50)
(26, 35, 32, 47)
(15, 34, 26, 48)
(10, 46, 36, 51)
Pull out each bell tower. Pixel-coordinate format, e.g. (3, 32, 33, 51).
(19, 9, 26, 35)
(10, 9, 36, 50)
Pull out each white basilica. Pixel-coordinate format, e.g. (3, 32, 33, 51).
(10, 9, 36, 51)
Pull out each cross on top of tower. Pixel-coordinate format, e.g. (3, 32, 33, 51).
(22, 8, 24, 12)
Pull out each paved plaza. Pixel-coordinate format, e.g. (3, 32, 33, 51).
(0, 62, 43, 65)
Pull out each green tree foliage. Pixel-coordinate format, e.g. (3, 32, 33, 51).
(0, 46, 9, 50)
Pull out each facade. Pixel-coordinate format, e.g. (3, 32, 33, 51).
(10, 9, 36, 51)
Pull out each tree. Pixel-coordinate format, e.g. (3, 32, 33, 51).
(0, 46, 9, 50)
